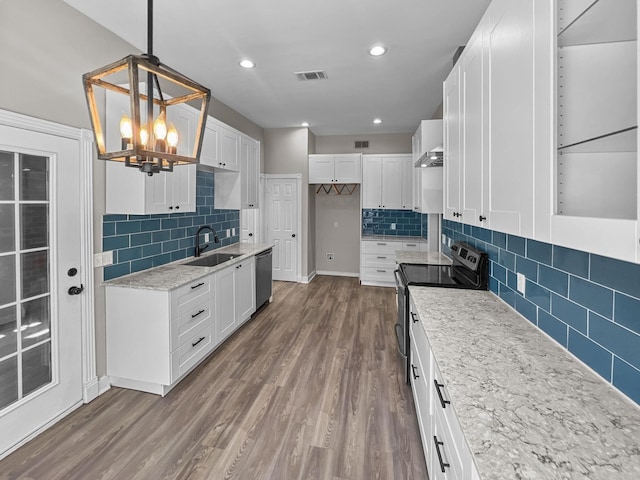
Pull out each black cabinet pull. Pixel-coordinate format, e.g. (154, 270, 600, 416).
(434, 380, 451, 409)
(175, 206, 180, 210)
(433, 436, 450, 473)
(191, 309, 205, 319)
(236, 264, 242, 269)
(410, 312, 419, 323)
(411, 364, 420, 379)
(169, 206, 173, 210)
(248, 233, 253, 237)
(192, 336, 205, 347)
(479, 215, 486, 222)
(191, 282, 205, 290)
(377, 256, 387, 259)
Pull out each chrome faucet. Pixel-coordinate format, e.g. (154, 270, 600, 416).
(194, 225, 219, 257)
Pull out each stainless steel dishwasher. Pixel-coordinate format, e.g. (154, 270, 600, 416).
(255, 248, 273, 309)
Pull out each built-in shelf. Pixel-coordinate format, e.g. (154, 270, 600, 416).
(558, 0, 636, 47)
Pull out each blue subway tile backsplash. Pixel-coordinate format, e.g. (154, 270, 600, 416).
(441, 219, 640, 407)
(362, 209, 427, 238)
(103, 170, 239, 281)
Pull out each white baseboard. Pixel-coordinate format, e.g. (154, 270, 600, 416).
(301, 271, 316, 284)
(316, 270, 359, 278)
(98, 376, 111, 396)
(83, 379, 100, 403)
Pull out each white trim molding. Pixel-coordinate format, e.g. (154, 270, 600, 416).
(316, 271, 359, 278)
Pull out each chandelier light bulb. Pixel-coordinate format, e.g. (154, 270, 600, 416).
(140, 127, 149, 147)
(153, 111, 167, 140)
(120, 115, 133, 139)
(167, 124, 179, 154)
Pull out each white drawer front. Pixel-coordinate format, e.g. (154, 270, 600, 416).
(174, 275, 212, 311)
(360, 266, 396, 283)
(170, 298, 212, 351)
(361, 240, 402, 254)
(432, 403, 463, 480)
(361, 252, 397, 267)
(410, 300, 430, 362)
(403, 241, 424, 252)
(171, 322, 213, 381)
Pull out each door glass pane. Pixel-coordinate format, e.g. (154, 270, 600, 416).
(21, 251, 49, 299)
(0, 306, 17, 358)
(0, 151, 14, 201)
(0, 255, 16, 306)
(21, 297, 50, 349)
(22, 342, 51, 397)
(0, 356, 19, 409)
(0, 204, 15, 253)
(20, 154, 49, 201)
(20, 205, 48, 250)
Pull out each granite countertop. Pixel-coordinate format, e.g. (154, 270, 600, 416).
(395, 250, 452, 265)
(409, 286, 640, 480)
(103, 243, 273, 291)
(361, 234, 427, 243)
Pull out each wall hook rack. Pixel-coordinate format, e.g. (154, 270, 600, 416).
(315, 183, 359, 195)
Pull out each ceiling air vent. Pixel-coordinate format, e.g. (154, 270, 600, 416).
(355, 140, 369, 149)
(295, 70, 328, 81)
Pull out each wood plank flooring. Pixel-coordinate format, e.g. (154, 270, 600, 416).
(0, 276, 428, 480)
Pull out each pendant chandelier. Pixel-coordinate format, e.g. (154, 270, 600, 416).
(82, 0, 211, 175)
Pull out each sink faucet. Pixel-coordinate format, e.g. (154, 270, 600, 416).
(194, 225, 219, 257)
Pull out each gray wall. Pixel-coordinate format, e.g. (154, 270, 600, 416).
(312, 134, 413, 275)
(0, 0, 263, 377)
(263, 128, 314, 278)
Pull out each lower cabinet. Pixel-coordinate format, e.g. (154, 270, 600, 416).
(106, 256, 257, 396)
(360, 238, 428, 286)
(409, 297, 479, 479)
(215, 256, 256, 343)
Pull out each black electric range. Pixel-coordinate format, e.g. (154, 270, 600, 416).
(394, 241, 488, 383)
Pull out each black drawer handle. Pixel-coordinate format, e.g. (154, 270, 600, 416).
(191, 309, 205, 319)
(411, 364, 420, 379)
(410, 312, 419, 324)
(376, 269, 386, 273)
(433, 436, 450, 473)
(236, 264, 242, 269)
(192, 336, 205, 347)
(191, 282, 205, 290)
(376, 242, 387, 246)
(406, 243, 416, 247)
(434, 380, 451, 409)
(376, 256, 387, 259)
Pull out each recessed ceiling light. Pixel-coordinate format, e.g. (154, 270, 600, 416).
(301, 122, 310, 127)
(373, 118, 382, 124)
(369, 45, 387, 56)
(239, 59, 255, 69)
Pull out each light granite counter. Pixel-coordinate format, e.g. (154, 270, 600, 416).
(103, 243, 272, 291)
(408, 286, 640, 480)
(395, 250, 452, 265)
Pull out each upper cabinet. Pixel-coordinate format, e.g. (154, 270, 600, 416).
(105, 91, 196, 214)
(413, 120, 444, 214)
(308, 154, 362, 183)
(362, 154, 412, 210)
(215, 133, 260, 210)
(200, 119, 239, 172)
(551, 0, 639, 262)
(443, 65, 463, 222)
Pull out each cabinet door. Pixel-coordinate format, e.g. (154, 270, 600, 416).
(309, 155, 335, 183)
(247, 139, 260, 208)
(401, 156, 413, 210)
(200, 120, 221, 168)
(220, 126, 240, 171)
(240, 209, 259, 243)
(334, 154, 362, 183)
(382, 157, 404, 210)
(170, 164, 196, 213)
(412, 133, 423, 213)
(235, 258, 256, 323)
(444, 65, 462, 221)
(461, 25, 486, 227)
(486, 0, 535, 237)
(362, 157, 383, 208)
(240, 136, 254, 208)
(216, 266, 237, 343)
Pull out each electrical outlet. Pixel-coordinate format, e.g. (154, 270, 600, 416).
(334, 221, 339, 228)
(390, 223, 396, 230)
(204, 233, 210, 242)
(326, 253, 334, 261)
(226, 229, 230, 237)
(232, 227, 236, 236)
(517, 273, 526, 294)
(441, 234, 446, 245)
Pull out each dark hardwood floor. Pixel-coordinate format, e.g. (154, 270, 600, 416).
(0, 276, 428, 479)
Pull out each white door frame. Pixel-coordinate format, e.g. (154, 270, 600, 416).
(0, 110, 97, 404)
(262, 174, 302, 282)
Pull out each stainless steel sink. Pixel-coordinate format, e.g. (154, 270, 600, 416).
(182, 252, 238, 267)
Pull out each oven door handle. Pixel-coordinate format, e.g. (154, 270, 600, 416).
(394, 269, 405, 290)
(394, 323, 407, 358)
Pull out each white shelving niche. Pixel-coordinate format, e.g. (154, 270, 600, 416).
(553, 0, 639, 262)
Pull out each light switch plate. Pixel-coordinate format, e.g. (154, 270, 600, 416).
(390, 223, 396, 230)
(204, 233, 210, 242)
(226, 229, 230, 237)
(517, 273, 526, 294)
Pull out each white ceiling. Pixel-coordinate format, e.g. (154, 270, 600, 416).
(64, 0, 491, 136)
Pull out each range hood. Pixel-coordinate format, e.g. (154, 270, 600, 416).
(415, 146, 444, 168)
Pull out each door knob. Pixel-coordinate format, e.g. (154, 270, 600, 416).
(68, 284, 84, 296)
(291, 234, 296, 238)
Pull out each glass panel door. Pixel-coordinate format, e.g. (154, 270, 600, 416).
(0, 150, 52, 412)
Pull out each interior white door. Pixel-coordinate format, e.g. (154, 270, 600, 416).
(265, 177, 298, 282)
(0, 125, 83, 458)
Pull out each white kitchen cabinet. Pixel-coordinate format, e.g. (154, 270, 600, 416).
(551, 0, 639, 262)
(308, 154, 362, 183)
(360, 238, 428, 286)
(413, 120, 444, 214)
(241, 136, 260, 208)
(218, 125, 240, 171)
(215, 256, 256, 343)
(401, 157, 413, 210)
(199, 119, 221, 168)
(106, 274, 215, 396)
(105, 91, 197, 214)
(443, 65, 463, 222)
(240, 208, 260, 243)
(362, 154, 410, 210)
